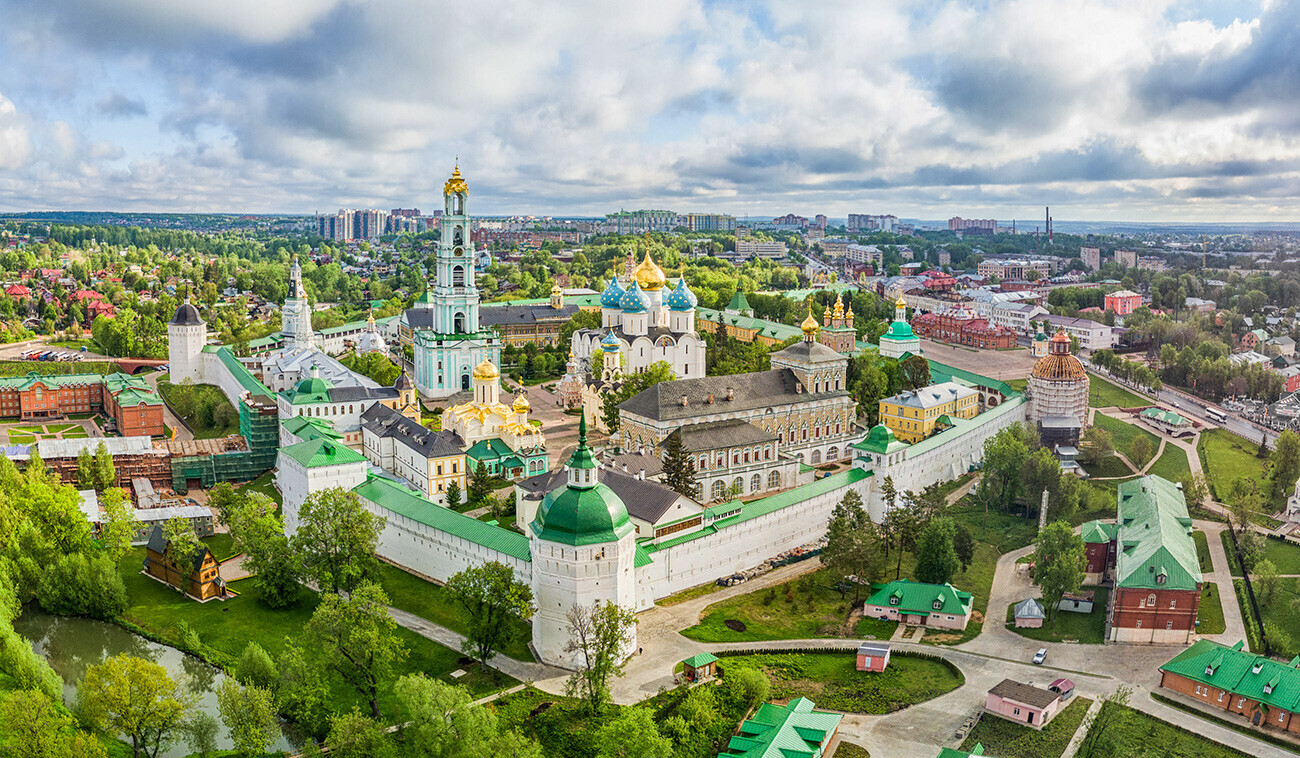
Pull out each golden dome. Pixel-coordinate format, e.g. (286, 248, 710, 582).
(833, 293, 845, 315)
(444, 164, 468, 195)
(845, 305, 854, 320)
(801, 306, 820, 335)
(512, 393, 530, 411)
(634, 249, 666, 291)
(823, 304, 832, 320)
(895, 295, 906, 308)
(551, 282, 562, 294)
(472, 358, 499, 381)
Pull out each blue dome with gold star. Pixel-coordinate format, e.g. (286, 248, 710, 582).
(600, 278, 625, 308)
(620, 281, 649, 313)
(665, 278, 698, 311)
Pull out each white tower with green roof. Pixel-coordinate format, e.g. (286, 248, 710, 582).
(879, 294, 920, 359)
(529, 414, 638, 668)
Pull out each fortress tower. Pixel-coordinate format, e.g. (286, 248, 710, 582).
(167, 298, 207, 384)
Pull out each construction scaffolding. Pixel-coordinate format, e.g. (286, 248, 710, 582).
(169, 395, 280, 492)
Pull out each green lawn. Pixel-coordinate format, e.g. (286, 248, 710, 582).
(1197, 583, 1226, 635)
(376, 563, 535, 662)
(834, 743, 870, 758)
(156, 381, 240, 439)
(681, 567, 885, 643)
(1089, 374, 1150, 409)
(1094, 702, 1254, 757)
(717, 651, 964, 714)
(1079, 454, 1136, 478)
(239, 470, 283, 505)
(1006, 378, 1028, 393)
(1193, 531, 1212, 573)
(119, 548, 514, 716)
(959, 696, 1092, 758)
(202, 533, 238, 562)
(1005, 587, 1109, 644)
(1197, 429, 1274, 506)
(1094, 413, 1161, 467)
(947, 499, 1038, 553)
(1222, 531, 1300, 576)
(656, 580, 728, 607)
(1147, 443, 1191, 481)
(1256, 578, 1300, 659)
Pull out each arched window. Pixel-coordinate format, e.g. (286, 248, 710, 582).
(711, 480, 726, 501)
(452, 265, 465, 287)
(811, 449, 822, 464)
(768, 470, 781, 488)
(453, 226, 464, 246)
(743, 450, 750, 463)
(750, 473, 761, 492)
(732, 476, 743, 494)
(698, 455, 708, 470)
(454, 312, 466, 333)
(349, 404, 354, 414)
(827, 446, 838, 460)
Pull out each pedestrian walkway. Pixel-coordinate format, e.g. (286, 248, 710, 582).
(1195, 520, 1249, 648)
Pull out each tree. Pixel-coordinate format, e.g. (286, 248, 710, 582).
(308, 582, 407, 720)
(183, 711, 219, 758)
(469, 461, 494, 505)
(899, 354, 931, 391)
(98, 488, 135, 564)
(275, 641, 330, 737)
(1035, 521, 1085, 623)
(235, 641, 279, 690)
(37, 552, 127, 619)
(393, 674, 541, 758)
(224, 491, 302, 608)
(1048, 472, 1081, 525)
(0, 689, 108, 758)
(93, 441, 115, 491)
(1254, 558, 1280, 606)
(725, 667, 771, 712)
(564, 601, 637, 715)
(292, 487, 385, 595)
(76, 654, 192, 758)
(444, 479, 462, 507)
(445, 562, 535, 664)
(216, 679, 281, 757)
(1270, 429, 1300, 500)
(1236, 529, 1264, 574)
(162, 516, 202, 582)
(1129, 434, 1154, 470)
(913, 517, 960, 585)
(326, 710, 394, 758)
(1076, 685, 1132, 758)
(883, 500, 921, 580)
(1265, 620, 1293, 657)
(823, 491, 884, 600)
(1180, 473, 1209, 511)
(595, 707, 673, 758)
(1078, 426, 1114, 465)
(880, 476, 897, 559)
(76, 449, 95, 489)
(660, 429, 698, 498)
(953, 524, 975, 573)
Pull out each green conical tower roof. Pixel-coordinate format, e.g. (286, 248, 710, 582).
(530, 413, 632, 546)
(726, 290, 751, 312)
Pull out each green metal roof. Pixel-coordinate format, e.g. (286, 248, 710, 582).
(906, 396, 1026, 458)
(465, 439, 505, 461)
(882, 319, 916, 340)
(695, 307, 802, 341)
(115, 387, 162, 406)
(290, 374, 332, 404)
(530, 482, 633, 546)
(681, 652, 718, 667)
(1139, 407, 1189, 426)
(1160, 640, 1300, 714)
(853, 424, 910, 455)
(725, 697, 842, 758)
(937, 746, 988, 758)
(353, 475, 530, 562)
(279, 437, 366, 469)
(282, 415, 344, 441)
(634, 544, 653, 568)
(864, 579, 973, 617)
(1080, 520, 1117, 544)
(1114, 475, 1201, 591)
(927, 358, 1019, 398)
(0, 372, 105, 390)
(215, 346, 274, 399)
(726, 290, 752, 313)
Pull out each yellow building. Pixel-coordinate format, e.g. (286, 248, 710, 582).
(878, 381, 979, 443)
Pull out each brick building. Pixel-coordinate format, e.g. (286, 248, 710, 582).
(1104, 289, 1142, 316)
(1160, 639, 1300, 734)
(0, 372, 164, 436)
(911, 305, 1018, 350)
(1081, 475, 1202, 644)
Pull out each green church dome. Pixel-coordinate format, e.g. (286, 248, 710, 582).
(883, 320, 915, 340)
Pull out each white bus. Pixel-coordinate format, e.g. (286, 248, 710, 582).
(1205, 407, 1227, 423)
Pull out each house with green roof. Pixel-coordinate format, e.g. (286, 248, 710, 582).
(1080, 475, 1204, 644)
(937, 745, 991, 758)
(862, 579, 974, 631)
(1137, 407, 1193, 437)
(1160, 639, 1300, 733)
(721, 697, 842, 758)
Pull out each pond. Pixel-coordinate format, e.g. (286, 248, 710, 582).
(14, 608, 300, 758)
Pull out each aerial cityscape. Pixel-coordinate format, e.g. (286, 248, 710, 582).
(2, 2, 1300, 758)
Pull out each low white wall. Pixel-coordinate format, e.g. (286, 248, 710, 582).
(364, 502, 531, 585)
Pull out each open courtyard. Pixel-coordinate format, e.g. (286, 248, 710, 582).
(0, 418, 100, 444)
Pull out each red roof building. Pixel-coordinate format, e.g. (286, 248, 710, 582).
(912, 305, 1018, 350)
(4, 284, 29, 298)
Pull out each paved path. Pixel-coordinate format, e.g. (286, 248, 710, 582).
(1059, 698, 1102, 758)
(1196, 520, 1249, 648)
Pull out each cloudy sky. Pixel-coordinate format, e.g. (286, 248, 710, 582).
(0, 0, 1295, 220)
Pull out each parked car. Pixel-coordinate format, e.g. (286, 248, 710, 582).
(1033, 648, 1047, 665)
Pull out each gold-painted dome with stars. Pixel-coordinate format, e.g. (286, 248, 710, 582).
(472, 358, 499, 381)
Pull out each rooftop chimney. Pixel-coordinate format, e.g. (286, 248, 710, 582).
(706, 393, 714, 404)
(681, 394, 689, 407)
(726, 387, 735, 401)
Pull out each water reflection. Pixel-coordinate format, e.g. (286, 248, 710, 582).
(13, 608, 300, 758)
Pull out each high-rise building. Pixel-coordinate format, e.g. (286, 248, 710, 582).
(847, 214, 897, 232)
(948, 217, 996, 232)
(391, 208, 421, 217)
(1081, 246, 1101, 272)
(683, 213, 737, 232)
(604, 210, 680, 233)
(1114, 249, 1138, 269)
(814, 214, 828, 229)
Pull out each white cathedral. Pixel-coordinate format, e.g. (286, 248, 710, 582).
(569, 248, 706, 380)
(404, 166, 502, 399)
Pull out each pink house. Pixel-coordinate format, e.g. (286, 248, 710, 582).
(856, 642, 891, 672)
(985, 679, 1064, 730)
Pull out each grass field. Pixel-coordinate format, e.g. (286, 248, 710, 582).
(203, 533, 238, 562)
(1005, 587, 1109, 644)
(1089, 375, 1150, 409)
(376, 563, 535, 661)
(1197, 429, 1274, 506)
(718, 651, 964, 714)
(1193, 531, 1212, 573)
(239, 470, 283, 505)
(1094, 413, 1161, 467)
(1257, 578, 1300, 659)
(959, 696, 1092, 758)
(156, 380, 241, 439)
(1094, 702, 1254, 757)
(1006, 378, 1028, 393)
(1147, 443, 1191, 481)
(1197, 583, 1226, 635)
(1234, 536, 1300, 575)
(118, 547, 514, 717)
(1079, 454, 1136, 478)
